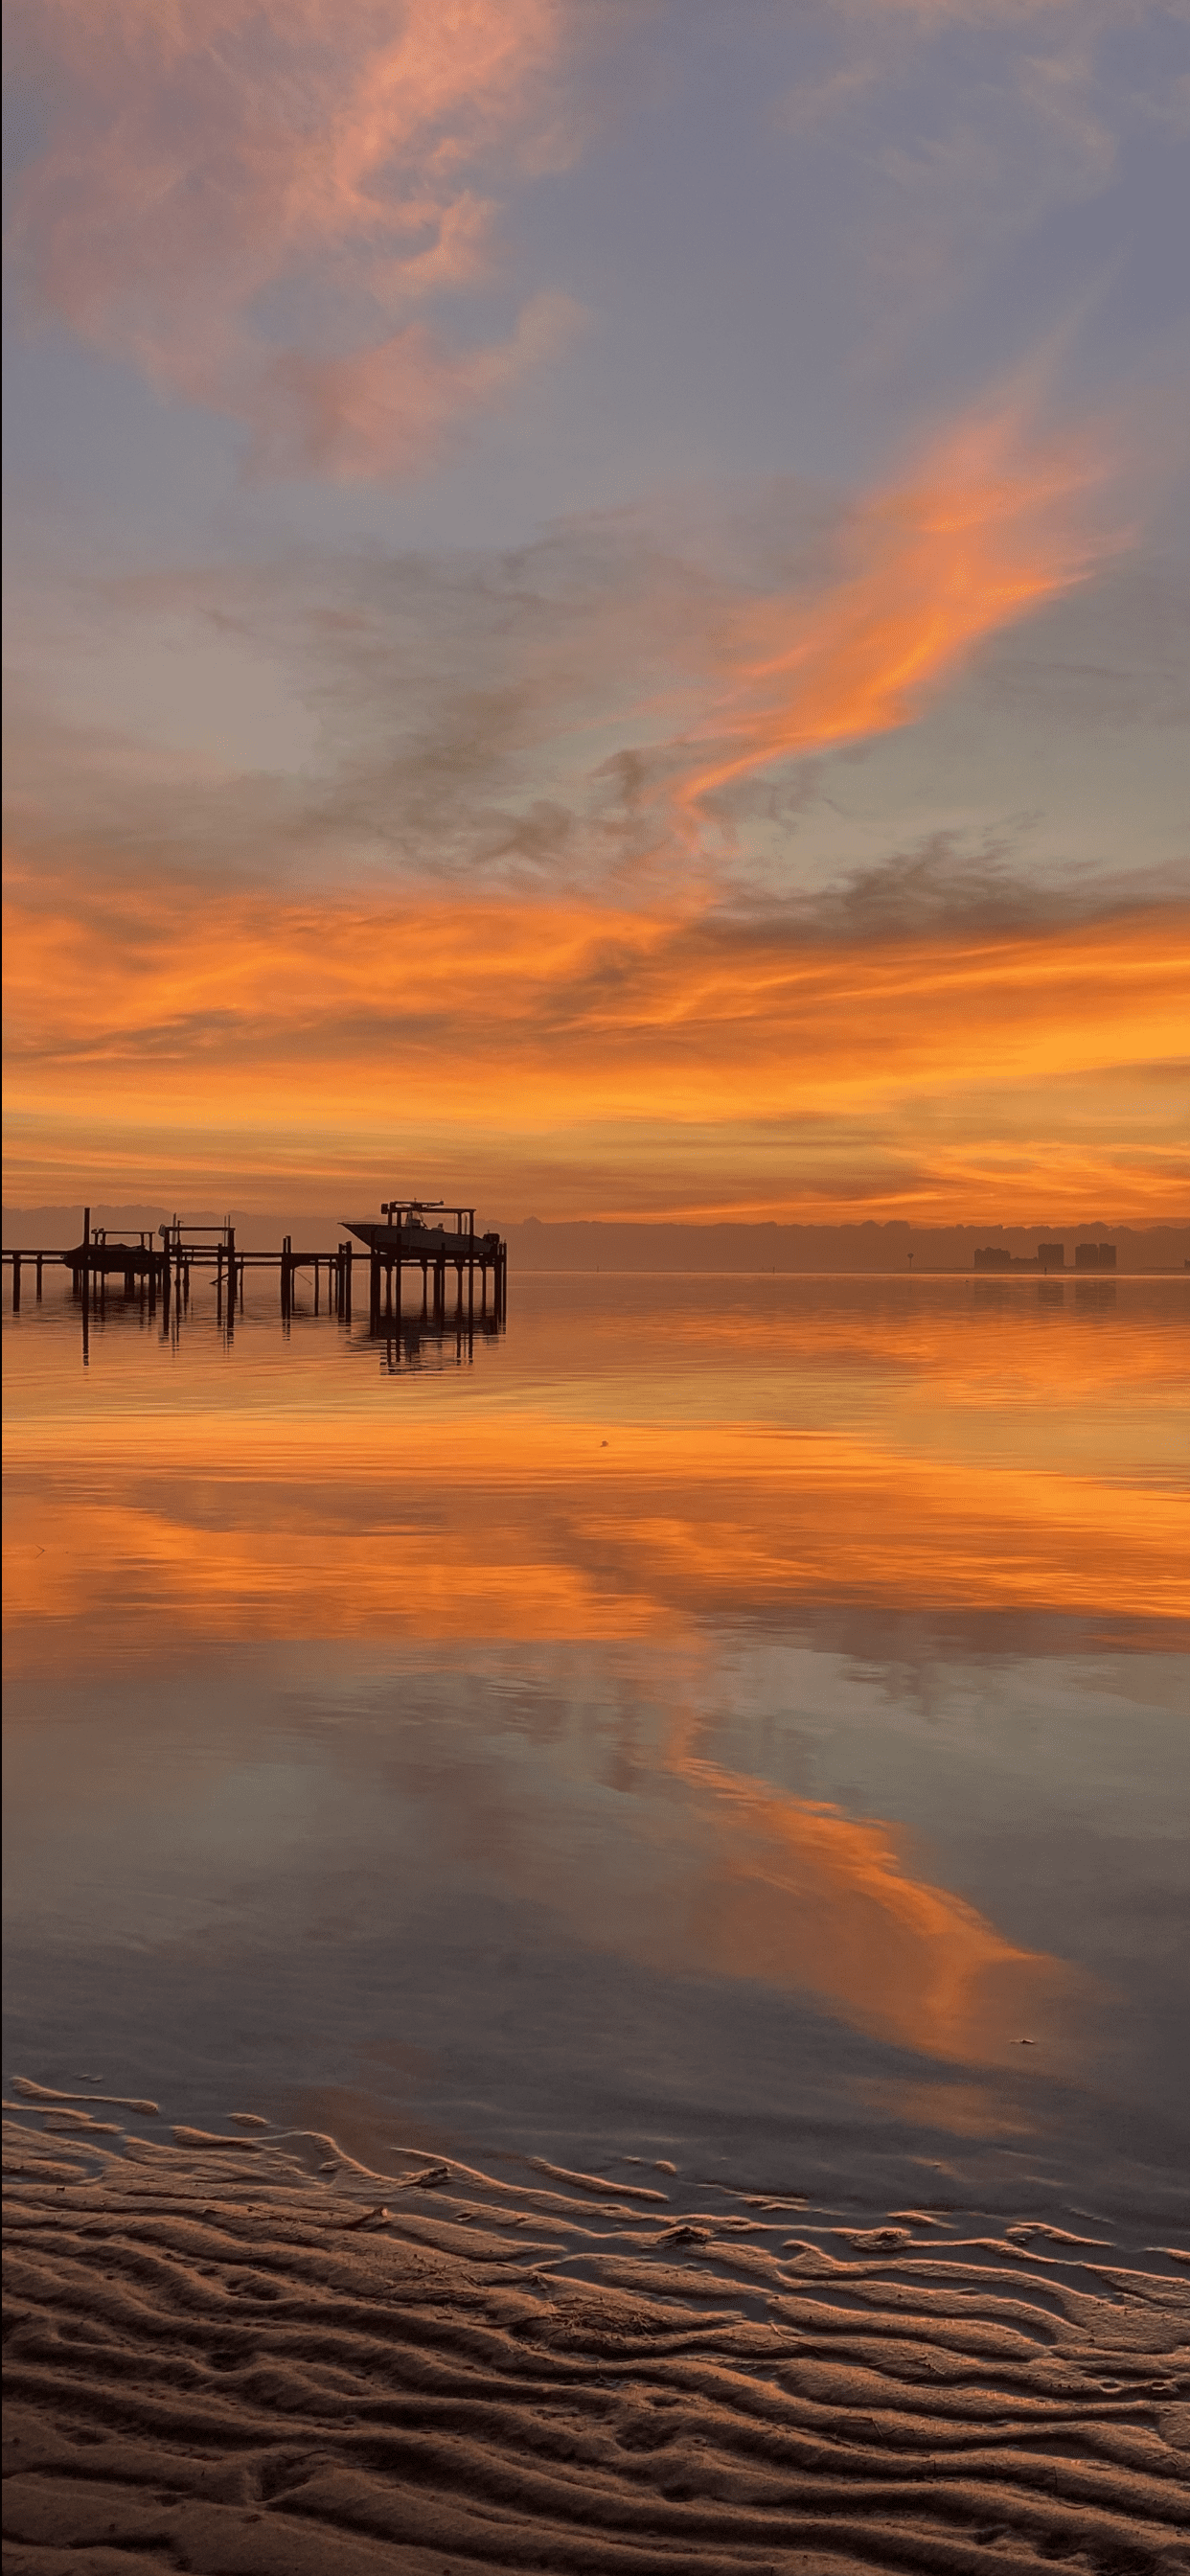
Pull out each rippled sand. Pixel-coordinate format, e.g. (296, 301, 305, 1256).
(5, 2086, 1188, 2573)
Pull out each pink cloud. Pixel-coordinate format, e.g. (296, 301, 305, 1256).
(9, 0, 576, 476)
(249, 290, 582, 481)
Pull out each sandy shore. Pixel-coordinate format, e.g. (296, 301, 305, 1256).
(5, 2086, 1189, 2574)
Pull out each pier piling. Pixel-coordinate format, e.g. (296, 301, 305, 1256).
(7, 1198, 508, 1336)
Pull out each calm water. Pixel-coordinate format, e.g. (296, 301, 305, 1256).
(4, 1268, 1188, 2247)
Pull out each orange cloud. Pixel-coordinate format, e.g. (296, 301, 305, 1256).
(9, 0, 574, 475)
(1, 364, 1125, 898)
(4, 872, 1186, 1218)
(675, 401, 1108, 819)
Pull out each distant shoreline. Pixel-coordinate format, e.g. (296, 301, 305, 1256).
(7, 1205, 1189, 1277)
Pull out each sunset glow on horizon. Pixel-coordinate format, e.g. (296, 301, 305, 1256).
(5, 872, 1186, 1219)
(4, 0, 1187, 1222)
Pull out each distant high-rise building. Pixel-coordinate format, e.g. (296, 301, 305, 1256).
(974, 1247, 1013, 1269)
(1037, 1243, 1064, 1268)
(1075, 1243, 1116, 1270)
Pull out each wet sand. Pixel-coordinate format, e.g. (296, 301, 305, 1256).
(5, 2088, 1188, 2573)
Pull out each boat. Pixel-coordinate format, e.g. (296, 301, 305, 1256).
(62, 1237, 159, 1276)
(342, 1203, 500, 1260)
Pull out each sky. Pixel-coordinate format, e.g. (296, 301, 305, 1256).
(4, 0, 1188, 1224)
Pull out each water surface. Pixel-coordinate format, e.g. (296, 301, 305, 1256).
(5, 1268, 1187, 2250)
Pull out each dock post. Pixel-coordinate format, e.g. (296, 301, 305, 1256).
(12, 1254, 21, 1311)
(344, 1244, 353, 1322)
(36, 1254, 43, 1301)
(227, 1228, 237, 1317)
(370, 1251, 380, 1328)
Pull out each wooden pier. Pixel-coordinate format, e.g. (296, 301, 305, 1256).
(3, 1202, 508, 1334)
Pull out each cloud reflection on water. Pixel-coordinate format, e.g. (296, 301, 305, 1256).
(4, 1414, 1183, 1660)
(4, 1279, 1183, 2104)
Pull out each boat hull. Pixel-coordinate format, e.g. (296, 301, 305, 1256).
(64, 1242, 158, 1275)
(342, 1221, 498, 1258)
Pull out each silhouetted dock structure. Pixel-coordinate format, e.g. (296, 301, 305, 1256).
(3, 1199, 508, 1345)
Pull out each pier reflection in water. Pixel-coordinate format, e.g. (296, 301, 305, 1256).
(32, 1243, 507, 1365)
(3, 1271, 1187, 2243)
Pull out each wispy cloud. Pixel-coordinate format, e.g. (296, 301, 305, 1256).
(5, 850, 1186, 1217)
(8, 0, 584, 476)
(777, 0, 1182, 365)
(669, 394, 1108, 827)
(6, 380, 1119, 896)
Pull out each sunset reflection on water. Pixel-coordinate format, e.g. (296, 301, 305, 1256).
(3, 1273, 1187, 2202)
